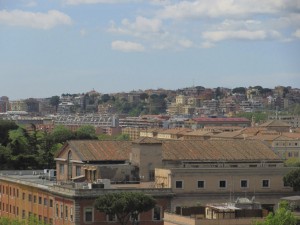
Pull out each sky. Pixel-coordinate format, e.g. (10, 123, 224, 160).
(0, 0, 300, 100)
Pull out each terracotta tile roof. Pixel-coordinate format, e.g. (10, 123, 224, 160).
(259, 120, 290, 127)
(65, 139, 280, 162)
(68, 140, 132, 161)
(158, 128, 193, 135)
(246, 134, 281, 141)
(161, 140, 279, 161)
(183, 130, 214, 136)
(211, 131, 243, 139)
(132, 137, 162, 144)
(193, 117, 250, 122)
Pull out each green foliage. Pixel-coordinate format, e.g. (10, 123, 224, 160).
(232, 87, 246, 95)
(0, 215, 49, 225)
(49, 96, 60, 112)
(255, 201, 296, 225)
(98, 134, 130, 141)
(115, 134, 130, 141)
(101, 94, 111, 103)
(50, 125, 75, 143)
(0, 119, 18, 146)
(235, 112, 268, 123)
(76, 125, 97, 139)
(95, 192, 156, 225)
(283, 168, 300, 191)
(284, 158, 300, 167)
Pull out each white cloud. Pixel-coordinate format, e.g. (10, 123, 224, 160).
(80, 28, 87, 36)
(64, 0, 138, 4)
(203, 30, 267, 42)
(0, 10, 72, 29)
(201, 42, 215, 48)
(109, 16, 163, 35)
(294, 29, 300, 38)
(178, 39, 193, 48)
(111, 40, 145, 52)
(158, 0, 299, 20)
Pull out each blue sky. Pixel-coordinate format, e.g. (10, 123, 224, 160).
(0, 0, 300, 100)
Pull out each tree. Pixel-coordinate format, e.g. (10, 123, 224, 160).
(76, 125, 97, 139)
(139, 93, 148, 101)
(50, 125, 75, 144)
(101, 94, 111, 103)
(95, 192, 156, 225)
(232, 87, 246, 95)
(0, 119, 18, 146)
(255, 201, 296, 225)
(49, 96, 60, 113)
(283, 168, 300, 191)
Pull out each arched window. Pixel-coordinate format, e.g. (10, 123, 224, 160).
(68, 151, 72, 180)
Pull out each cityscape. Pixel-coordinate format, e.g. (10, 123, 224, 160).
(1, 0, 300, 225)
(1, 85, 300, 225)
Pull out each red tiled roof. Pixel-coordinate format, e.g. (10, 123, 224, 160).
(193, 117, 250, 122)
(64, 139, 279, 162)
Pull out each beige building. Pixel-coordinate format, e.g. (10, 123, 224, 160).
(156, 128, 192, 139)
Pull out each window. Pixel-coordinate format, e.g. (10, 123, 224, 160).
(60, 204, 64, 218)
(70, 207, 73, 221)
(241, 180, 248, 188)
(65, 206, 68, 220)
(197, 180, 205, 189)
(76, 166, 81, 176)
(219, 180, 227, 188)
(59, 164, 64, 175)
(49, 218, 53, 225)
(153, 206, 162, 221)
(22, 210, 26, 219)
(56, 204, 59, 217)
(44, 198, 48, 206)
(16, 189, 19, 198)
(50, 199, 53, 207)
(22, 193, 25, 200)
(39, 196, 42, 204)
(175, 181, 183, 189)
(107, 214, 117, 222)
(34, 196, 37, 203)
(84, 208, 93, 222)
(28, 194, 32, 202)
(262, 179, 270, 188)
(44, 217, 48, 224)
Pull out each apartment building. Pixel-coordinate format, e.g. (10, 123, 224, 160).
(0, 173, 172, 225)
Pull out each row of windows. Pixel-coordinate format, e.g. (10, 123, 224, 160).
(83, 206, 162, 223)
(55, 204, 74, 222)
(0, 202, 53, 224)
(59, 164, 81, 177)
(0, 185, 53, 207)
(175, 179, 276, 189)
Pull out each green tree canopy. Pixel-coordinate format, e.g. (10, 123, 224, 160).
(50, 125, 75, 143)
(283, 168, 300, 191)
(49, 96, 60, 112)
(76, 125, 97, 139)
(255, 201, 296, 225)
(232, 87, 246, 95)
(0, 119, 18, 146)
(94, 192, 156, 225)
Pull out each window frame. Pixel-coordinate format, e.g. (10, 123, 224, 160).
(240, 179, 248, 188)
(262, 179, 270, 188)
(175, 180, 184, 189)
(84, 207, 94, 223)
(197, 180, 205, 189)
(219, 180, 227, 189)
